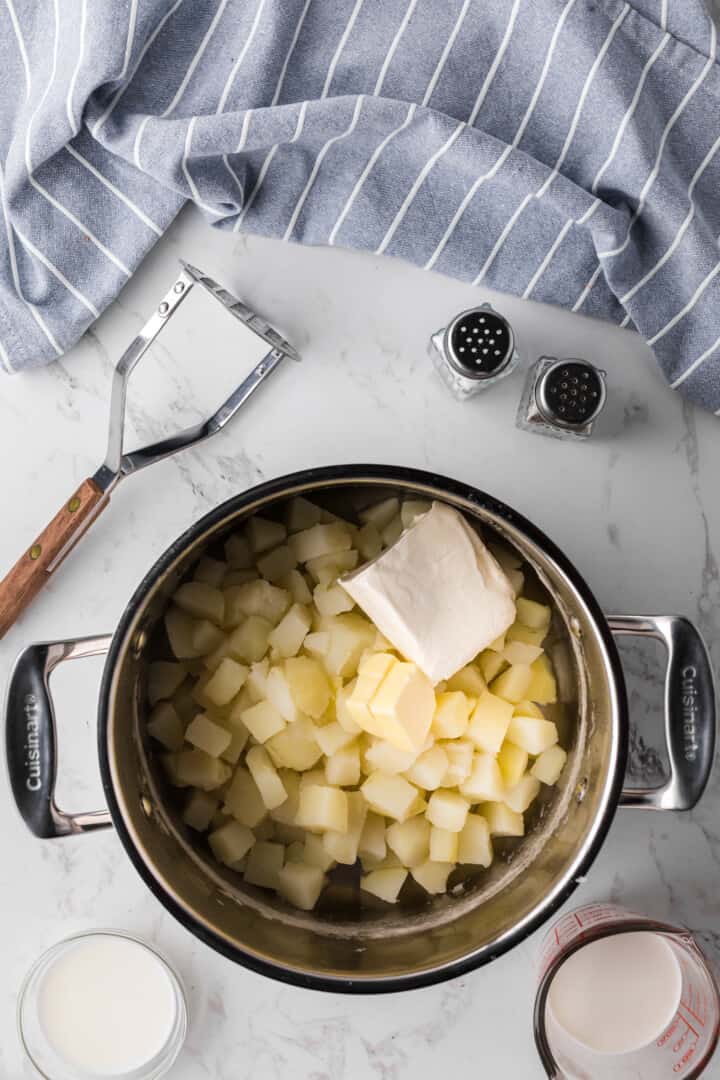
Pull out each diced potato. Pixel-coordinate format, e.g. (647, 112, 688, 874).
(281, 568, 313, 606)
(386, 815, 430, 867)
(481, 801, 524, 837)
(361, 867, 407, 903)
(269, 770, 300, 826)
(446, 665, 486, 697)
(381, 514, 403, 547)
(312, 723, 351, 759)
(488, 633, 506, 653)
(225, 532, 253, 569)
(531, 745, 568, 785)
(245, 658, 269, 702)
(359, 812, 387, 864)
(147, 702, 184, 751)
(267, 604, 311, 659)
(265, 666, 299, 723)
(240, 700, 286, 743)
(303, 833, 336, 871)
(228, 616, 272, 664)
(176, 749, 230, 791)
(504, 773, 541, 813)
(400, 499, 431, 528)
(191, 619, 225, 656)
(363, 661, 434, 753)
(224, 580, 290, 628)
(426, 790, 470, 832)
(364, 739, 418, 775)
(516, 597, 551, 632)
(432, 692, 470, 739)
(490, 664, 533, 704)
(323, 614, 375, 678)
(218, 716, 250, 764)
(406, 745, 449, 790)
(266, 719, 323, 771)
(347, 652, 395, 725)
(358, 497, 399, 530)
(202, 636, 231, 673)
(246, 745, 288, 810)
(186, 714, 232, 758)
(224, 569, 258, 587)
(357, 522, 382, 561)
(497, 741, 529, 787)
(204, 658, 249, 707)
(165, 607, 203, 659)
(285, 496, 325, 532)
(411, 860, 454, 894)
(440, 739, 474, 786)
(172, 681, 197, 724)
(148, 661, 186, 705)
(505, 715, 558, 755)
(285, 840, 306, 864)
(507, 569, 524, 597)
(224, 767, 267, 827)
(323, 791, 367, 864)
(174, 582, 224, 626)
(430, 826, 458, 863)
(276, 862, 326, 910)
(335, 681, 362, 734)
(289, 522, 353, 562)
(182, 789, 218, 831)
(161, 753, 186, 787)
(468, 691, 514, 754)
(193, 556, 227, 587)
(303, 631, 330, 658)
(254, 816, 276, 841)
(297, 784, 349, 833)
(361, 772, 420, 822)
(191, 670, 214, 710)
(305, 549, 359, 585)
(502, 641, 543, 666)
(299, 766, 327, 788)
(506, 622, 547, 648)
(284, 656, 331, 719)
(244, 840, 284, 888)
(526, 655, 558, 704)
(209, 820, 255, 867)
(313, 583, 355, 616)
(514, 699, 544, 719)
(459, 753, 505, 802)
(256, 544, 297, 583)
(457, 814, 493, 866)
(247, 515, 287, 554)
(325, 741, 361, 786)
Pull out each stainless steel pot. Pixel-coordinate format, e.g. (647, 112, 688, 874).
(5, 467, 716, 992)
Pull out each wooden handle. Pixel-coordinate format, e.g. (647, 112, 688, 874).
(0, 478, 108, 640)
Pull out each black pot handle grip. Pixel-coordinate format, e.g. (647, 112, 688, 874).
(5, 635, 114, 838)
(609, 615, 716, 811)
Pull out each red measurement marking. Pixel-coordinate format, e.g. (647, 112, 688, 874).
(574, 912, 584, 929)
(680, 1000, 705, 1026)
(676, 1010, 700, 1040)
(555, 927, 560, 948)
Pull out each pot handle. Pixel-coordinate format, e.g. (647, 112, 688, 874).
(5, 635, 114, 838)
(608, 615, 716, 811)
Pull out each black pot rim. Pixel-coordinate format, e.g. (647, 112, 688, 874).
(98, 464, 629, 994)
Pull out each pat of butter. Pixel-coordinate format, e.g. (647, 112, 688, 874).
(348, 655, 434, 752)
(346, 653, 397, 733)
(341, 502, 516, 684)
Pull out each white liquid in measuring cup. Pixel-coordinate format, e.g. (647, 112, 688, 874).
(548, 931, 682, 1055)
(37, 935, 178, 1075)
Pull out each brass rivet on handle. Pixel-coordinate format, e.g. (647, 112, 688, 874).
(68, 496, 81, 513)
(29, 544, 42, 560)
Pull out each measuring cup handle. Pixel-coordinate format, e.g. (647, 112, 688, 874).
(5, 635, 114, 838)
(609, 615, 716, 811)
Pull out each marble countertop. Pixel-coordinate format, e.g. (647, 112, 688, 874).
(1, 206, 718, 1079)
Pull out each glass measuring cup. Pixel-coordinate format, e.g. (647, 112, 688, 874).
(534, 903, 719, 1079)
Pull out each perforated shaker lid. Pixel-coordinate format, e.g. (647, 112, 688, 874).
(535, 359, 606, 428)
(446, 307, 514, 380)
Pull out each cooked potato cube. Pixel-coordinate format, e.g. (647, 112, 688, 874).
(335, 681, 362, 734)
(363, 661, 434, 753)
(323, 791, 367, 864)
(297, 784, 348, 833)
(165, 607, 203, 660)
(191, 619, 225, 656)
(440, 739, 474, 786)
(244, 658, 269, 703)
(182, 789, 219, 831)
(479, 649, 507, 683)
(359, 811, 387, 864)
(514, 699, 544, 719)
(267, 604, 311, 659)
(357, 522, 382, 561)
(289, 522, 353, 562)
(459, 753, 505, 803)
(276, 862, 326, 910)
(244, 840, 284, 889)
(526, 655, 558, 704)
(246, 745, 288, 810)
(303, 631, 329, 658)
(147, 702, 184, 751)
(313, 582, 355, 616)
(325, 742, 361, 787)
(281, 568, 313, 606)
(430, 826, 458, 863)
(446, 664, 486, 696)
(361, 867, 407, 903)
(507, 569, 524, 596)
(531, 745, 568, 785)
(490, 664, 533, 704)
(504, 773, 541, 813)
(457, 814, 493, 866)
(269, 771, 301, 826)
(497, 741, 529, 787)
(193, 556, 227, 587)
(253, 816, 276, 841)
(218, 716, 249, 764)
(256, 544, 297, 584)
(505, 714, 558, 755)
(266, 719, 323, 771)
(468, 691, 514, 753)
(381, 514, 403, 547)
(347, 652, 395, 721)
(426, 790, 470, 832)
(358, 497, 399, 530)
(364, 739, 419, 775)
(313, 722, 354, 757)
(161, 753, 186, 787)
(481, 801, 524, 837)
(240, 700, 286, 743)
(323, 614, 376, 678)
(411, 860, 454, 894)
(285, 496, 325, 532)
(148, 661, 186, 705)
(204, 657, 249, 707)
(516, 597, 551, 632)
(202, 636, 231, 673)
(361, 772, 420, 822)
(306, 549, 359, 585)
(284, 840, 306, 864)
(506, 622, 547, 648)
(223, 766, 267, 827)
(265, 666, 299, 723)
(223, 569, 259, 588)
(502, 641, 543, 666)
(171, 681, 197, 724)
(209, 820, 255, 867)
(386, 815, 430, 867)
(284, 656, 331, 719)
(432, 691, 471, 739)
(224, 580, 290, 628)
(400, 499, 431, 529)
(224, 532, 253, 569)
(406, 745, 449, 790)
(247, 515, 286, 554)
(303, 833, 336, 871)
(186, 714, 232, 758)
(174, 582, 225, 626)
(176, 749, 230, 791)
(299, 766, 327, 788)
(228, 616, 272, 665)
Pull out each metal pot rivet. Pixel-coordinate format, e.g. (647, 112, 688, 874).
(173, 281, 185, 294)
(158, 301, 170, 315)
(141, 796, 153, 818)
(575, 778, 588, 803)
(569, 617, 582, 639)
(132, 629, 147, 657)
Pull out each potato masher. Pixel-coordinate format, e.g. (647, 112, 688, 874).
(0, 261, 299, 639)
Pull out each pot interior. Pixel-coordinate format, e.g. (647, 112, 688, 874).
(104, 473, 624, 988)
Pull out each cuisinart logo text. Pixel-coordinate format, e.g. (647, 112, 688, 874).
(24, 693, 42, 791)
(681, 666, 700, 763)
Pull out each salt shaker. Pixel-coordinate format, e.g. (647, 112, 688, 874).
(429, 303, 520, 400)
(517, 356, 607, 440)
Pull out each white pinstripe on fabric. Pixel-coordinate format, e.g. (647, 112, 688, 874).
(223, 108, 254, 206)
(647, 259, 720, 347)
(216, 0, 267, 115)
(121, 0, 139, 84)
(65, 145, 162, 235)
(424, 0, 579, 272)
(522, 219, 574, 298)
(14, 221, 100, 317)
(321, 0, 365, 98)
(373, 0, 419, 97)
(91, 0, 186, 137)
(5, 0, 31, 99)
(271, 0, 313, 106)
(182, 117, 219, 215)
(233, 100, 309, 231)
(660, 0, 668, 31)
(468, 0, 521, 126)
(671, 332, 720, 388)
(328, 102, 417, 245)
(161, 0, 230, 118)
(66, 0, 88, 132)
(475, 3, 629, 285)
(422, 0, 471, 107)
(376, 121, 465, 255)
(284, 95, 364, 241)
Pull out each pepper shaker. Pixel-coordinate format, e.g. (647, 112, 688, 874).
(429, 303, 520, 400)
(516, 356, 607, 440)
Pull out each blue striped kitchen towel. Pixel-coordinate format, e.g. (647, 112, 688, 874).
(1, 0, 719, 410)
